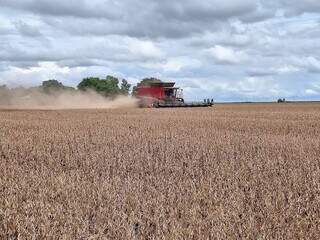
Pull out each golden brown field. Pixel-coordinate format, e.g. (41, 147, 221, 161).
(1, 103, 320, 239)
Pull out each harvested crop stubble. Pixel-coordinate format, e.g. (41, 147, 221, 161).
(1, 103, 320, 239)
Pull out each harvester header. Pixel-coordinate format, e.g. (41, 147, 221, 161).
(134, 81, 213, 108)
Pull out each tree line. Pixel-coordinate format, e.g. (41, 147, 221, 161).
(0, 76, 164, 98)
(0, 75, 133, 98)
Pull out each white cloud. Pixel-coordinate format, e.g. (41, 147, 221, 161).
(291, 56, 320, 73)
(14, 20, 42, 37)
(305, 89, 319, 95)
(276, 65, 300, 74)
(162, 57, 202, 72)
(1, 1, 320, 101)
(207, 45, 249, 64)
(127, 40, 164, 61)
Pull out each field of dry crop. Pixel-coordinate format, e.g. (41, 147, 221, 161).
(1, 103, 320, 239)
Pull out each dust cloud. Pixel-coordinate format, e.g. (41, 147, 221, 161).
(0, 88, 138, 110)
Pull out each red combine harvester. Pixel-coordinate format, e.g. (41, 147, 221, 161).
(134, 81, 213, 108)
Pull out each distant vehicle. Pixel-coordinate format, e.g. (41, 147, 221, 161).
(277, 98, 286, 103)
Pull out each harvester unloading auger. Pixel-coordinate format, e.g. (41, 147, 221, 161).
(134, 81, 213, 108)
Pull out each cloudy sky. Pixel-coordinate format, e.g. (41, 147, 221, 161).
(1, 0, 320, 101)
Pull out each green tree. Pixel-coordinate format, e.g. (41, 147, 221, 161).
(120, 79, 131, 95)
(77, 75, 124, 97)
(41, 80, 74, 93)
(106, 75, 120, 95)
(77, 77, 101, 91)
(42, 80, 63, 88)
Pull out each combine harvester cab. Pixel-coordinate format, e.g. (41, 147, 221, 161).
(134, 81, 213, 108)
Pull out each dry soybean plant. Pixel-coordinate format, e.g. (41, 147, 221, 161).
(1, 103, 320, 239)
